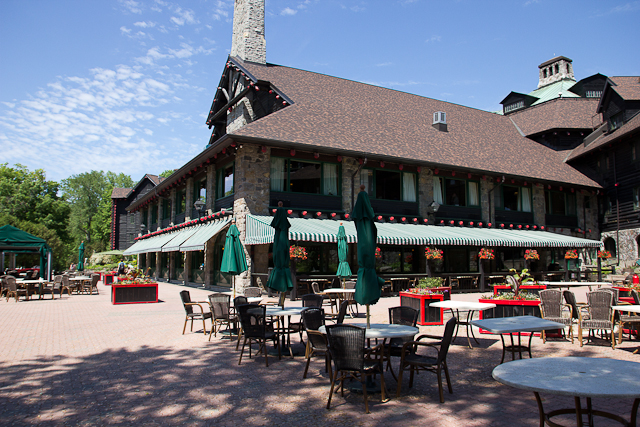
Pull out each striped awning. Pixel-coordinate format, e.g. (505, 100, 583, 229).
(244, 215, 601, 248)
(162, 226, 202, 252)
(180, 218, 231, 252)
(123, 231, 180, 255)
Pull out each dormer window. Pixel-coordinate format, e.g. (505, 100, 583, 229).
(586, 90, 602, 98)
(432, 111, 447, 131)
(504, 100, 524, 113)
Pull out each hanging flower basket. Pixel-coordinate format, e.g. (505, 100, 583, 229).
(597, 250, 612, 259)
(425, 247, 443, 260)
(289, 245, 308, 260)
(524, 249, 539, 260)
(375, 247, 382, 259)
(478, 248, 495, 260)
(564, 249, 578, 260)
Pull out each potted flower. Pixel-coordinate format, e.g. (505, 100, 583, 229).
(597, 250, 612, 259)
(524, 249, 539, 260)
(478, 248, 495, 260)
(479, 269, 542, 323)
(425, 247, 443, 277)
(564, 249, 578, 259)
(289, 245, 308, 260)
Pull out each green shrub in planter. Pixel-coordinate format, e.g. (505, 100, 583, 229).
(417, 277, 444, 289)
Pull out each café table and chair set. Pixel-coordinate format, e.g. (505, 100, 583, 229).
(1, 272, 100, 301)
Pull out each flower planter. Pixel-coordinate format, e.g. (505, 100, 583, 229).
(493, 284, 547, 297)
(400, 291, 444, 325)
(112, 282, 158, 305)
(102, 271, 116, 285)
(613, 286, 632, 298)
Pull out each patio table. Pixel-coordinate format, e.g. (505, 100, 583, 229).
(613, 304, 640, 353)
(266, 306, 307, 357)
(16, 278, 47, 300)
(470, 315, 565, 364)
(538, 281, 610, 290)
(429, 300, 496, 348)
(493, 357, 640, 427)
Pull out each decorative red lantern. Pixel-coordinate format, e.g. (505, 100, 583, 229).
(287, 210, 293, 214)
(389, 216, 395, 221)
(541, 226, 545, 230)
(331, 212, 337, 218)
(399, 164, 404, 171)
(261, 146, 267, 153)
(417, 167, 421, 173)
(272, 209, 277, 213)
(451, 171, 456, 177)
(434, 168, 439, 175)
(518, 225, 522, 229)
(488, 223, 492, 227)
(380, 161, 385, 168)
(316, 211, 322, 216)
(290, 149, 296, 156)
(401, 217, 406, 222)
(378, 216, 383, 220)
(423, 218, 428, 223)
(413, 218, 418, 222)
(469, 222, 474, 226)
(458, 221, 463, 226)
(344, 214, 349, 219)
(500, 224, 505, 228)
(450, 220, 455, 225)
(302, 211, 307, 216)
(337, 156, 342, 162)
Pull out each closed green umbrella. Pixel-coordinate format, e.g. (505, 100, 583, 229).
(77, 241, 85, 272)
(335, 223, 352, 286)
(352, 188, 385, 327)
(266, 205, 293, 298)
(220, 221, 248, 298)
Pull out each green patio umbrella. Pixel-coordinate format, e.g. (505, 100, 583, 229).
(352, 187, 385, 327)
(335, 222, 352, 287)
(77, 241, 85, 272)
(220, 220, 248, 298)
(266, 204, 293, 302)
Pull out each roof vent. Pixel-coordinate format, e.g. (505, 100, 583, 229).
(432, 111, 447, 132)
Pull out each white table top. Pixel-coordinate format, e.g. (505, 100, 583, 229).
(429, 301, 496, 310)
(613, 305, 640, 314)
(493, 357, 640, 399)
(322, 288, 355, 294)
(538, 281, 610, 287)
(69, 276, 91, 281)
(16, 278, 45, 284)
(266, 306, 306, 316)
(319, 323, 418, 340)
(471, 316, 565, 334)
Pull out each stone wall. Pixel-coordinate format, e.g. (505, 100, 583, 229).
(418, 168, 434, 219)
(601, 228, 640, 268)
(341, 157, 360, 213)
(230, 0, 266, 64)
(532, 184, 545, 225)
(480, 178, 493, 223)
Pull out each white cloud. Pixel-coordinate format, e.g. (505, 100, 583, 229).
(608, 2, 640, 13)
(281, 7, 297, 16)
(134, 21, 156, 28)
(376, 62, 393, 67)
(171, 7, 197, 26)
(120, 26, 132, 34)
(425, 35, 441, 43)
(119, 0, 142, 14)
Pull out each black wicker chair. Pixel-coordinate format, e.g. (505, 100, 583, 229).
(301, 308, 331, 380)
(617, 290, 640, 345)
(579, 290, 616, 348)
(330, 300, 349, 325)
(41, 275, 62, 299)
(180, 290, 212, 335)
(312, 281, 337, 313)
(233, 296, 249, 349)
(325, 324, 387, 414)
(385, 306, 419, 378)
(208, 293, 237, 340)
(344, 280, 358, 317)
(396, 317, 457, 403)
(539, 289, 573, 343)
(289, 294, 325, 345)
(237, 304, 280, 367)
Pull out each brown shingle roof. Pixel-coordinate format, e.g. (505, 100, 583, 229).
(111, 188, 132, 199)
(232, 59, 599, 187)
(566, 111, 640, 161)
(507, 97, 600, 136)
(609, 76, 640, 101)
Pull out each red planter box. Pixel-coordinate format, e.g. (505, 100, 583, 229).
(102, 272, 116, 285)
(400, 292, 444, 325)
(614, 286, 632, 298)
(493, 284, 547, 296)
(112, 283, 158, 305)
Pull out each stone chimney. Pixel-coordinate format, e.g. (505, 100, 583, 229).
(538, 56, 574, 88)
(231, 0, 266, 64)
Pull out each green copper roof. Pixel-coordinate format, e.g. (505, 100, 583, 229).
(529, 79, 579, 106)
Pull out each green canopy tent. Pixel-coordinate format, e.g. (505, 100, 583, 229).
(0, 225, 52, 280)
(352, 188, 385, 327)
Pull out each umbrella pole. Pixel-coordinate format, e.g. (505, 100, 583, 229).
(233, 276, 236, 299)
(366, 304, 370, 328)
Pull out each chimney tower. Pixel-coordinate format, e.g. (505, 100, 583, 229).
(537, 56, 574, 88)
(231, 0, 266, 64)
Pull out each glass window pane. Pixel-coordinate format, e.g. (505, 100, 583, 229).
(445, 179, 466, 206)
(360, 169, 373, 194)
(375, 170, 401, 200)
(270, 158, 285, 191)
(289, 161, 321, 193)
(503, 186, 519, 211)
(222, 165, 234, 197)
(402, 172, 416, 202)
(468, 181, 479, 206)
(550, 192, 565, 215)
(322, 163, 338, 196)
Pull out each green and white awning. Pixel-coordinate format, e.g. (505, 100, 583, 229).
(180, 218, 231, 252)
(162, 226, 202, 252)
(244, 215, 601, 248)
(123, 231, 180, 255)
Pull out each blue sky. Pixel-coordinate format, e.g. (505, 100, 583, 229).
(1, 0, 639, 183)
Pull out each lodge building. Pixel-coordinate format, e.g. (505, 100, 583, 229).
(119, 0, 639, 293)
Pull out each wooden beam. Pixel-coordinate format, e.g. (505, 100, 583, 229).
(207, 86, 252, 123)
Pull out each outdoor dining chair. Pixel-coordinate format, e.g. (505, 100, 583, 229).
(344, 280, 358, 317)
(385, 306, 419, 378)
(539, 289, 573, 343)
(579, 289, 616, 349)
(289, 294, 325, 345)
(60, 275, 73, 296)
(180, 290, 212, 335)
(208, 293, 237, 340)
(301, 308, 331, 381)
(82, 274, 100, 295)
(237, 304, 280, 367)
(325, 324, 387, 414)
(617, 290, 640, 345)
(4, 276, 27, 302)
(0, 275, 8, 299)
(41, 275, 62, 299)
(396, 316, 457, 403)
(233, 296, 249, 350)
(326, 300, 349, 325)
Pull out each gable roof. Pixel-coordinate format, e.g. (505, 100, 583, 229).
(229, 58, 599, 188)
(609, 76, 640, 101)
(507, 97, 600, 137)
(111, 188, 132, 199)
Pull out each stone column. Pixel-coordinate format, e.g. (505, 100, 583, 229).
(170, 189, 176, 226)
(183, 251, 190, 285)
(418, 168, 434, 219)
(341, 156, 359, 214)
(480, 178, 492, 223)
(232, 143, 270, 293)
(532, 184, 546, 226)
(185, 177, 194, 221)
(156, 202, 162, 231)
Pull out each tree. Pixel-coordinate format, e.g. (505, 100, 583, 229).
(159, 169, 175, 178)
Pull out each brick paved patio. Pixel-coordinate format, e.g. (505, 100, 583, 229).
(1, 281, 638, 426)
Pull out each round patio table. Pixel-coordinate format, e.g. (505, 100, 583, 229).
(429, 300, 496, 348)
(493, 357, 640, 427)
(266, 306, 307, 357)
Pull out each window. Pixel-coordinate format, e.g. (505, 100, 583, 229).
(433, 177, 479, 207)
(610, 112, 623, 131)
(193, 178, 206, 204)
(270, 158, 340, 196)
(504, 100, 524, 113)
(633, 187, 640, 210)
(360, 169, 417, 202)
(632, 141, 639, 162)
(586, 90, 602, 98)
(151, 205, 157, 224)
(545, 191, 576, 216)
(500, 185, 532, 212)
(162, 199, 171, 220)
(176, 189, 186, 214)
(217, 163, 234, 198)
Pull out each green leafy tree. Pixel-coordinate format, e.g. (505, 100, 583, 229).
(159, 169, 175, 178)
